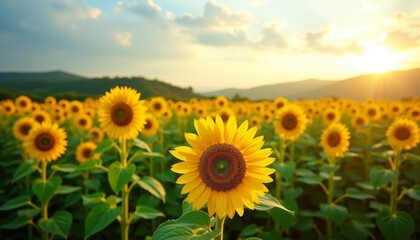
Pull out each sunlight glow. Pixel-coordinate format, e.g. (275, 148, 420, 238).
(347, 45, 404, 73)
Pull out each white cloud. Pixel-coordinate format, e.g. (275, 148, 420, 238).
(88, 8, 102, 19)
(258, 21, 287, 48)
(114, 0, 161, 19)
(114, 32, 132, 47)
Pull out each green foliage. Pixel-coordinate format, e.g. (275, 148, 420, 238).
(85, 203, 122, 238)
(107, 162, 135, 193)
(37, 211, 73, 238)
(376, 211, 414, 240)
(32, 176, 62, 204)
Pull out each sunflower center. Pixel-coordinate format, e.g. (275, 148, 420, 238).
(368, 109, 376, 117)
(220, 113, 229, 123)
(35, 115, 45, 123)
(5, 106, 11, 112)
(144, 119, 152, 130)
(395, 127, 410, 141)
(356, 118, 365, 125)
(111, 102, 133, 126)
(277, 102, 284, 109)
(153, 102, 162, 111)
(91, 131, 99, 140)
(327, 131, 341, 147)
(327, 113, 335, 121)
(71, 106, 79, 113)
(412, 111, 419, 117)
(20, 101, 27, 107)
(20, 124, 31, 135)
(79, 119, 87, 126)
(35, 133, 55, 151)
(82, 148, 92, 159)
(282, 113, 298, 130)
(199, 143, 246, 192)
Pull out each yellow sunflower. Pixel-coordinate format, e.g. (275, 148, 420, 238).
(23, 122, 67, 162)
(88, 127, 105, 143)
(195, 105, 208, 118)
(76, 141, 101, 163)
(365, 103, 381, 121)
(218, 107, 235, 123)
(32, 110, 52, 124)
(351, 113, 369, 130)
(215, 96, 229, 108)
(74, 114, 93, 130)
(262, 111, 273, 123)
(149, 97, 168, 116)
(386, 118, 419, 150)
(323, 108, 341, 125)
(44, 96, 57, 106)
(98, 86, 147, 139)
(142, 114, 160, 137)
(320, 123, 350, 158)
(2, 100, 16, 115)
(171, 115, 275, 219)
(15, 95, 32, 112)
(13, 117, 37, 141)
(69, 100, 84, 116)
(273, 97, 288, 111)
(249, 116, 261, 129)
(407, 107, 420, 121)
(274, 104, 307, 140)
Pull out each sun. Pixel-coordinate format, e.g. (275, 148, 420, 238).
(348, 45, 403, 73)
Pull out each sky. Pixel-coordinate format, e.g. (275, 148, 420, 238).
(1, 0, 420, 92)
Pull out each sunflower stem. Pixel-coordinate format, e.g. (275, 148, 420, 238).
(389, 149, 401, 216)
(41, 161, 49, 240)
(215, 216, 226, 240)
(119, 138, 131, 240)
(326, 157, 335, 239)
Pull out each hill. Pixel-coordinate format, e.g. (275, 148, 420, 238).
(202, 68, 420, 101)
(0, 71, 202, 101)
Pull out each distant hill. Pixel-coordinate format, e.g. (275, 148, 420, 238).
(0, 71, 202, 101)
(202, 68, 420, 101)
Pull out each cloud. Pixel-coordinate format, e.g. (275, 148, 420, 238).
(303, 26, 364, 54)
(258, 21, 287, 48)
(174, 1, 252, 29)
(114, 0, 161, 19)
(114, 32, 132, 47)
(195, 30, 249, 46)
(384, 30, 420, 51)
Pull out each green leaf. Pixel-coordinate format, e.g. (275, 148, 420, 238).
(190, 230, 221, 240)
(178, 210, 211, 228)
(320, 164, 340, 174)
(295, 168, 317, 177)
(320, 204, 348, 225)
(0, 217, 28, 230)
(108, 162, 135, 193)
(51, 163, 77, 173)
(37, 210, 73, 238)
(17, 208, 40, 218)
(75, 159, 102, 171)
(93, 138, 114, 154)
(0, 195, 30, 211)
(153, 219, 220, 240)
(85, 203, 121, 238)
(82, 192, 106, 206)
(269, 198, 298, 230)
(405, 153, 420, 162)
(406, 185, 420, 201)
(135, 175, 166, 202)
(296, 175, 322, 185)
(182, 200, 194, 214)
(254, 193, 294, 215)
(12, 160, 36, 182)
(282, 187, 303, 200)
(132, 138, 152, 152)
(345, 188, 374, 200)
(239, 224, 259, 237)
(32, 176, 62, 204)
(376, 211, 414, 240)
(369, 167, 398, 188)
(56, 185, 81, 194)
(273, 161, 296, 181)
(134, 205, 165, 220)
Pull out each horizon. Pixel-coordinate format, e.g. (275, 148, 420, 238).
(1, 1, 420, 90)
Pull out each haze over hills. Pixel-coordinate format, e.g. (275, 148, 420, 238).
(202, 68, 420, 101)
(0, 71, 87, 82)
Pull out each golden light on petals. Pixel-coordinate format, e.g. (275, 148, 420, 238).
(386, 118, 419, 150)
(320, 123, 350, 158)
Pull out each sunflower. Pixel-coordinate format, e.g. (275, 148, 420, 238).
(351, 113, 369, 130)
(69, 100, 84, 116)
(320, 123, 350, 158)
(23, 122, 67, 162)
(58, 99, 70, 110)
(13, 117, 37, 141)
(171, 115, 275, 219)
(195, 105, 208, 118)
(15, 95, 32, 112)
(76, 141, 100, 163)
(98, 86, 147, 139)
(44, 96, 57, 106)
(162, 109, 173, 120)
(249, 116, 261, 129)
(2, 100, 16, 115)
(407, 107, 420, 121)
(215, 96, 229, 108)
(88, 127, 105, 143)
(177, 103, 192, 117)
(323, 108, 341, 125)
(149, 97, 168, 116)
(74, 114, 93, 130)
(274, 104, 307, 140)
(218, 107, 235, 123)
(386, 118, 419, 150)
(32, 110, 52, 124)
(142, 114, 160, 137)
(262, 111, 273, 123)
(365, 103, 381, 121)
(273, 97, 288, 111)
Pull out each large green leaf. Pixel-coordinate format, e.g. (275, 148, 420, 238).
(320, 204, 348, 226)
(32, 176, 62, 204)
(239, 224, 260, 237)
(369, 167, 398, 189)
(55, 186, 81, 195)
(269, 197, 298, 230)
(12, 160, 36, 182)
(81, 192, 106, 206)
(254, 193, 294, 215)
(135, 175, 166, 202)
(132, 138, 152, 152)
(273, 161, 296, 181)
(376, 211, 414, 240)
(406, 185, 420, 201)
(0, 217, 28, 230)
(37, 210, 73, 238)
(93, 138, 114, 154)
(75, 159, 102, 171)
(0, 195, 30, 211)
(108, 162, 135, 193)
(134, 205, 164, 220)
(177, 210, 211, 229)
(345, 188, 374, 200)
(51, 163, 77, 173)
(85, 203, 122, 238)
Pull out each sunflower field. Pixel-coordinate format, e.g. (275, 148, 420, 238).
(0, 87, 419, 240)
